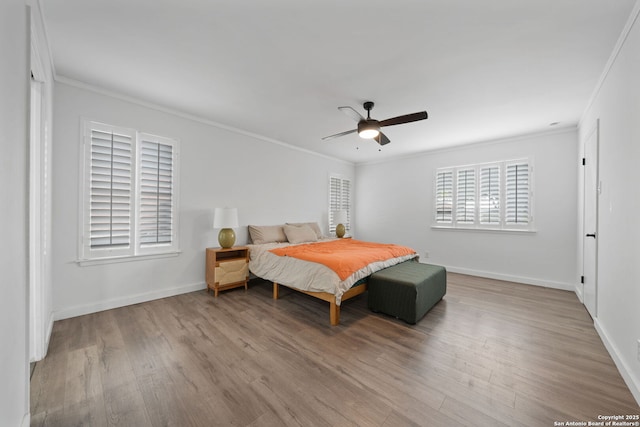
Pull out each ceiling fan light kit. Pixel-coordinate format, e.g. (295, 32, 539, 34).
(357, 120, 380, 139)
(323, 101, 428, 146)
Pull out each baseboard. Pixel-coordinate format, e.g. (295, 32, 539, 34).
(441, 265, 575, 291)
(574, 283, 584, 303)
(53, 281, 207, 321)
(44, 312, 54, 357)
(594, 319, 640, 406)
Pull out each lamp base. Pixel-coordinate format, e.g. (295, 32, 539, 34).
(336, 223, 346, 238)
(218, 228, 236, 248)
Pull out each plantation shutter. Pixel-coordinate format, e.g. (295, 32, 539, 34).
(329, 176, 339, 232)
(506, 162, 530, 224)
(433, 159, 533, 231)
(456, 169, 475, 224)
(81, 120, 180, 262)
(329, 176, 351, 232)
(435, 170, 453, 223)
(139, 136, 174, 246)
(341, 179, 351, 229)
(479, 166, 500, 224)
(88, 126, 133, 249)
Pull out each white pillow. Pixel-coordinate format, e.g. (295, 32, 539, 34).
(286, 222, 324, 239)
(248, 224, 287, 244)
(283, 224, 318, 244)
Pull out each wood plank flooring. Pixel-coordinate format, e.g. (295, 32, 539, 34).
(31, 273, 639, 426)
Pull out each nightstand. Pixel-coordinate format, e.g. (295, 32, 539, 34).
(205, 246, 249, 297)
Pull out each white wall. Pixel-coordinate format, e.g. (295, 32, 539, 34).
(579, 2, 640, 404)
(0, 1, 30, 426)
(51, 82, 354, 319)
(355, 128, 578, 290)
(28, 0, 55, 362)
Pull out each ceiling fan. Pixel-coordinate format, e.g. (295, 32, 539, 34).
(322, 101, 428, 146)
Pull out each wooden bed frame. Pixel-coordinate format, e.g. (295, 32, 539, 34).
(272, 281, 368, 326)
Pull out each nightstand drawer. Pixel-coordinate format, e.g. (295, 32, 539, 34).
(215, 259, 248, 286)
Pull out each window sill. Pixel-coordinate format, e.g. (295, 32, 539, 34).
(76, 250, 181, 267)
(431, 225, 536, 234)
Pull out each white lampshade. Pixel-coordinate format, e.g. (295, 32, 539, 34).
(213, 207, 238, 229)
(333, 210, 347, 225)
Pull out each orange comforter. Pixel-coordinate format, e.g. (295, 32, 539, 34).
(269, 239, 417, 280)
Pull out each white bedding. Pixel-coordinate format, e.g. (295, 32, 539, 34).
(248, 239, 417, 305)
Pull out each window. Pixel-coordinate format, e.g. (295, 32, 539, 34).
(80, 121, 180, 262)
(435, 170, 453, 223)
(85, 123, 133, 254)
(505, 162, 530, 225)
(329, 175, 351, 234)
(479, 165, 500, 225)
(433, 159, 533, 231)
(456, 168, 475, 224)
(137, 134, 176, 252)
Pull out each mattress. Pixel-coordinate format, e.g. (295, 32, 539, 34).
(248, 238, 417, 305)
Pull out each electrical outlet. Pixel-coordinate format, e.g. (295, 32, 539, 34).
(424, 251, 430, 259)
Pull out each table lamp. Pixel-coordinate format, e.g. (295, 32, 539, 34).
(334, 210, 348, 238)
(214, 207, 238, 248)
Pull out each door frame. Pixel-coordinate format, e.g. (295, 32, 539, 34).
(581, 119, 599, 318)
(29, 19, 52, 362)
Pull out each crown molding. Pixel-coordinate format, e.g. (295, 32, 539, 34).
(579, 0, 640, 128)
(355, 125, 577, 167)
(54, 75, 354, 166)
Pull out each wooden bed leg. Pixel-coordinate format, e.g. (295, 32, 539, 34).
(273, 282, 279, 300)
(330, 302, 340, 326)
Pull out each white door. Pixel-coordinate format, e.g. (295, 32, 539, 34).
(30, 20, 53, 362)
(29, 75, 46, 361)
(582, 120, 599, 319)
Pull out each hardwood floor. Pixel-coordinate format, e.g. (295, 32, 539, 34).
(31, 273, 639, 426)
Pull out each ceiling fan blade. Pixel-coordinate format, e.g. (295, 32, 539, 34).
(374, 132, 391, 146)
(379, 111, 428, 128)
(338, 106, 365, 122)
(321, 128, 357, 141)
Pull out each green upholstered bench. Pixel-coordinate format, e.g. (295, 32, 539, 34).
(368, 261, 446, 324)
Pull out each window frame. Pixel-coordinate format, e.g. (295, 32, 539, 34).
(78, 120, 180, 264)
(432, 158, 534, 232)
(455, 167, 476, 225)
(328, 174, 352, 235)
(135, 132, 180, 256)
(505, 160, 531, 229)
(479, 163, 501, 228)
(435, 169, 453, 224)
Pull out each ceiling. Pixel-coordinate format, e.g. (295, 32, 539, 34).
(41, 0, 636, 164)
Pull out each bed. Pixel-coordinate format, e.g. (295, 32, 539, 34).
(247, 223, 418, 325)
